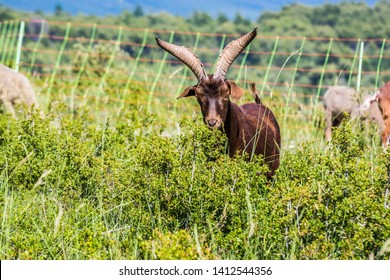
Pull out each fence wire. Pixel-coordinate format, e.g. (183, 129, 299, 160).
(1, 19, 389, 143)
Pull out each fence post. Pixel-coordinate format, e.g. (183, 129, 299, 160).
(212, 33, 226, 74)
(14, 21, 25, 72)
(119, 28, 149, 115)
(375, 38, 386, 91)
(313, 38, 333, 121)
(70, 24, 97, 113)
(283, 37, 306, 128)
(147, 31, 175, 113)
(95, 26, 123, 110)
(235, 42, 252, 85)
(0, 21, 8, 62)
(356, 41, 364, 92)
(1, 21, 14, 65)
(260, 36, 279, 97)
(347, 39, 361, 87)
(46, 22, 71, 107)
(5, 21, 18, 67)
(0, 22, 2, 47)
(28, 20, 47, 75)
(173, 32, 201, 116)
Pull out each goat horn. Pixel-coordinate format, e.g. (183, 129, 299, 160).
(214, 27, 257, 80)
(155, 36, 207, 81)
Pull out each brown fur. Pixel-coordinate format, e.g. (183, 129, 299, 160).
(180, 75, 281, 178)
(249, 82, 262, 104)
(376, 81, 390, 147)
(226, 102, 280, 177)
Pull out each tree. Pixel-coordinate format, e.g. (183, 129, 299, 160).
(217, 13, 228, 24)
(188, 11, 213, 26)
(54, 4, 63, 16)
(134, 5, 144, 17)
(233, 13, 250, 26)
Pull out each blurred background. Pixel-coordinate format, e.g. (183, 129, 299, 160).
(0, 0, 389, 145)
(0, 0, 381, 20)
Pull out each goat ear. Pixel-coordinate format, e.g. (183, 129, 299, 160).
(177, 86, 196, 99)
(228, 81, 243, 100)
(370, 91, 379, 104)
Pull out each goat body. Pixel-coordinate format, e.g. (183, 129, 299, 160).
(323, 86, 383, 141)
(375, 81, 390, 147)
(225, 101, 280, 176)
(0, 64, 39, 117)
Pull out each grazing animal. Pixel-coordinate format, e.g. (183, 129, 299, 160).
(156, 28, 281, 178)
(248, 82, 262, 105)
(323, 86, 383, 141)
(372, 81, 390, 147)
(0, 64, 40, 117)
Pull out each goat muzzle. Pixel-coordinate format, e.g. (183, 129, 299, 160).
(205, 118, 222, 129)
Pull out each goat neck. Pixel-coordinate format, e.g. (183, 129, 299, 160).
(223, 101, 249, 157)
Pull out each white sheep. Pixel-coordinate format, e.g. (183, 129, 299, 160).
(0, 64, 40, 117)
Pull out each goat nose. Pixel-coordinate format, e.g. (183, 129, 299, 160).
(207, 119, 218, 127)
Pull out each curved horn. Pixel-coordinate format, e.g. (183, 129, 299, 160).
(214, 27, 257, 80)
(155, 36, 207, 81)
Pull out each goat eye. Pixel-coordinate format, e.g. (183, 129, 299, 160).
(196, 88, 204, 95)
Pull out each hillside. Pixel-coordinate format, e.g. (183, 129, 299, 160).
(0, 0, 380, 20)
(0, 1, 389, 103)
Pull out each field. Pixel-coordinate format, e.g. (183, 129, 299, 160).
(0, 19, 390, 260)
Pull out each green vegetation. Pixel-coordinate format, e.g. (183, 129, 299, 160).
(0, 2, 390, 260)
(0, 108, 389, 259)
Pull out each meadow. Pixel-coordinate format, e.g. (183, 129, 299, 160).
(0, 16, 390, 259)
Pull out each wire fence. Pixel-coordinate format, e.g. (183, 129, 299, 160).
(1, 19, 389, 142)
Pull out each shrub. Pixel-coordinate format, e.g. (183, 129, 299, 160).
(273, 122, 390, 259)
(0, 108, 389, 260)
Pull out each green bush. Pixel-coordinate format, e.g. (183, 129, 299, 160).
(140, 229, 215, 260)
(0, 108, 389, 260)
(273, 122, 390, 259)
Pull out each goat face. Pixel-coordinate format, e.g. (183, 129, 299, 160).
(378, 97, 390, 148)
(376, 82, 390, 147)
(156, 28, 256, 128)
(178, 75, 243, 129)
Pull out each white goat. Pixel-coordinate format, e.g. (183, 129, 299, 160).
(323, 86, 384, 141)
(0, 64, 40, 117)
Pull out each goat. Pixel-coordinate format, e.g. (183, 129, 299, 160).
(323, 86, 384, 141)
(372, 81, 390, 147)
(0, 64, 40, 117)
(156, 28, 281, 178)
(248, 82, 262, 105)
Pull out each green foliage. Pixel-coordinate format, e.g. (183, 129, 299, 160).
(0, 108, 389, 260)
(67, 41, 149, 110)
(275, 121, 390, 259)
(140, 229, 215, 260)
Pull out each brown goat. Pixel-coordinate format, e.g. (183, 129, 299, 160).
(373, 81, 390, 147)
(248, 82, 262, 105)
(156, 28, 281, 177)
